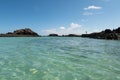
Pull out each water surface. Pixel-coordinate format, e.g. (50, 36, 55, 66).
(0, 37, 120, 80)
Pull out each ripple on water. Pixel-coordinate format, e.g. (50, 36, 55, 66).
(0, 37, 120, 80)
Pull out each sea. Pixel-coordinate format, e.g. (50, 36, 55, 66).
(0, 37, 120, 80)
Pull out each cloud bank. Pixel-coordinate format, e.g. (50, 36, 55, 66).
(43, 23, 83, 35)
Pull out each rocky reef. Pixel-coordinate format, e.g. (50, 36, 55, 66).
(81, 27, 120, 40)
(0, 28, 39, 37)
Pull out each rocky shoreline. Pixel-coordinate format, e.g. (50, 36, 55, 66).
(0, 28, 39, 37)
(0, 27, 120, 40)
(81, 27, 120, 40)
(48, 27, 120, 40)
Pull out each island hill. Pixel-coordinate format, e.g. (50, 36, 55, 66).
(0, 28, 39, 37)
(81, 27, 120, 40)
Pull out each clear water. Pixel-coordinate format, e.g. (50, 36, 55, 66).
(0, 37, 120, 80)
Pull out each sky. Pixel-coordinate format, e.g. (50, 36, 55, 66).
(0, 0, 120, 35)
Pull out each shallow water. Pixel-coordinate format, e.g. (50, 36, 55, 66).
(0, 37, 120, 80)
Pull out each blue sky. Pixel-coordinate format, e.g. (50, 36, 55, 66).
(0, 0, 120, 35)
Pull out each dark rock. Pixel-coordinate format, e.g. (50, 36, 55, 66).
(49, 34, 58, 36)
(81, 27, 120, 40)
(62, 35, 66, 37)
(67, 34, 81, 37)
(6, 32, 13, 34)
(13, 28, 39, 36)
(105, 29, 112, 33)
(113, 27, 120, 33)
(0, 28, 39, 37)
(105, 33, 118, 40)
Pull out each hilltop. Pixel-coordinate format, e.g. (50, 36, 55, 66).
(0, 28, 39, 37)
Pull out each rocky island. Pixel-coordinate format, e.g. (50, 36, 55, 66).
(0, 28, 40, 37)
(63, 34, 81, 37)
(81, 27, 120, 40)
(1, 27, 120, 40)
(48, 34, 59, 37)
(48, 34, 81, 37)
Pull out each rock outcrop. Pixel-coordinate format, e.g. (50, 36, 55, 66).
(0, 28, 39, 37)
(81, 27, 120, 40)
(66, 34, 81, 37)
(48, 34, 58, 36)
(48, 34, 81, 37)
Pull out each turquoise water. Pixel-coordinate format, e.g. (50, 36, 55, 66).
(0, 37, 120, 80)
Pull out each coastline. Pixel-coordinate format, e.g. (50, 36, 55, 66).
(0, 27, 120, 40)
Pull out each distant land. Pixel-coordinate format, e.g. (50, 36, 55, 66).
(0, 27, 120, 40)
(0, 28, 39, 37)
(81, 27, 120, 40)
(48, 27, 120, 40)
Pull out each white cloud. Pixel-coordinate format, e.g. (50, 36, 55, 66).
(43, 29, 57, 34)
(43, 22, 83, 35)
(83, 12, 93, 16)
(60, 26, 65, 30)
(84, 5, 102, 10)
(70, 23, 81, 29)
